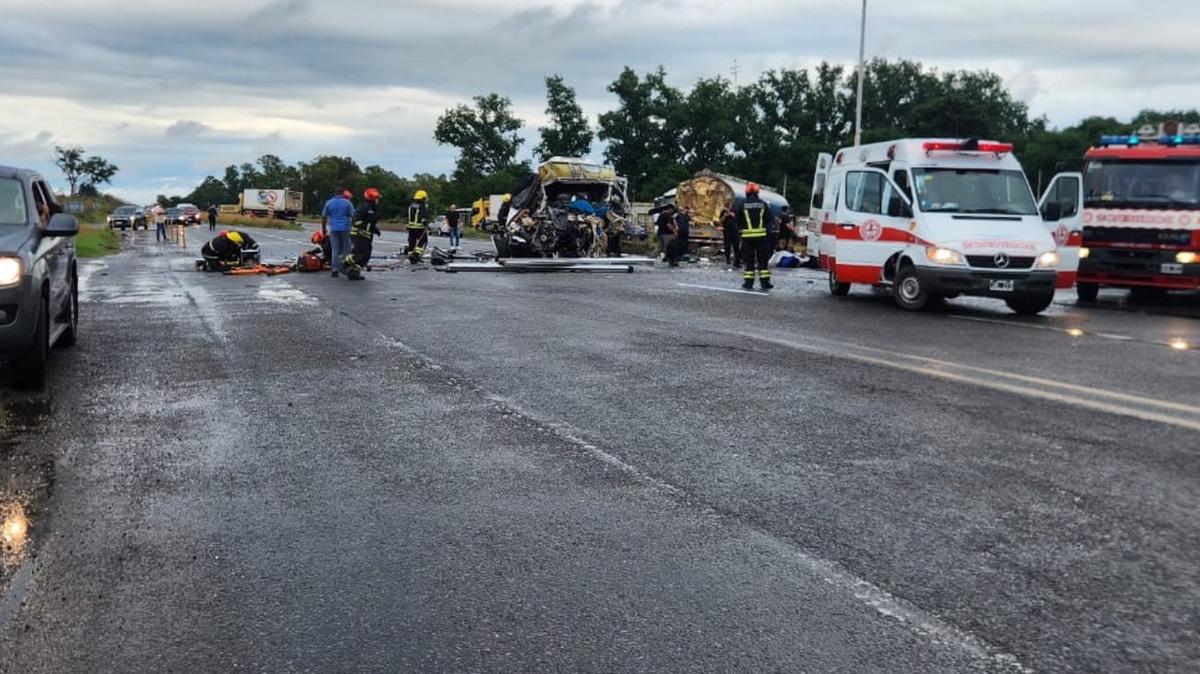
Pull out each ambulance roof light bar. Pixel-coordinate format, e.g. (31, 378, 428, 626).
(922, 140, 1013, 156)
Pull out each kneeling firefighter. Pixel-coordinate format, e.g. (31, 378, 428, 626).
(297, 230, 332, 272)
(201, 230, 257, 272)
(406, 189, 430, 263)
(737, 182, 775, 290)
(343, 187, 382, 280)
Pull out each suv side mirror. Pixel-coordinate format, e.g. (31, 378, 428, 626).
(1042, 201, 1062, 222)
(45, 213, 79, 237)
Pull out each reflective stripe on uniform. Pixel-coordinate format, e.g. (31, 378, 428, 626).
(742, 207, 767, 239)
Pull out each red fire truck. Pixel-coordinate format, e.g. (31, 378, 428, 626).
(1075, 122, 1200, 300)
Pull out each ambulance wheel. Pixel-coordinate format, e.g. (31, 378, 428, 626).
(1005, 292, 1054, 316)
(893, 264, 931, 311)
(1075, 283, 1099, 302)
(828, 269, 850, 296)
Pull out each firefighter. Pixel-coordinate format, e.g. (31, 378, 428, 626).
(343, 187, 382, 280)
(200, 230, 256, 272)
(406, 189, 430, 263)
(736, 182, 775, 290)
(297, 230, 331, 272)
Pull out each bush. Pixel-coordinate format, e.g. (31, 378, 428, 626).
(216, 213, 302, 231)
(75, 223, 121, 258)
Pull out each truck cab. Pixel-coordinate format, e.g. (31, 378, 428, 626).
(1074, 123, 1200, 301)
(811, 138, 1080, 315)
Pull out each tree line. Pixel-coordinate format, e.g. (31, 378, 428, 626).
(170, 59, 1200, 216)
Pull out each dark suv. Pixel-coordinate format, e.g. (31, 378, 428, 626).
(0, 166, 80, 389)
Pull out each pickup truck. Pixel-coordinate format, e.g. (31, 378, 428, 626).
(0, 165, 80, 389)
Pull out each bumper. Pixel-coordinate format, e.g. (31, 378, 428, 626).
(0, 279, 36, 354)
(109, 219, 130, 228)
(1079, 248, 1200, 290)
(916, 267, 1057, 298)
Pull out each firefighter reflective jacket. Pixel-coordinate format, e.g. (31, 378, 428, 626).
(737, 196, 772, 239)
(407, 202, 429, 230)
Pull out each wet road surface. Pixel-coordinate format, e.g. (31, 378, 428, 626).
(1, 225, 1198, 672)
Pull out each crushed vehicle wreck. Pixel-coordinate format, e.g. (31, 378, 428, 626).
(491, 157, 634, 258)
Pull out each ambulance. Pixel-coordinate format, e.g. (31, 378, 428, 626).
(806, 138, 1082, 315)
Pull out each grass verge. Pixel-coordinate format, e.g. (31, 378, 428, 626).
(217, 214, 302, 231)
(74, 224, 121, 258)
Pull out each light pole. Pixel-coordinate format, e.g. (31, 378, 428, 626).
(854, 0, 867, 147)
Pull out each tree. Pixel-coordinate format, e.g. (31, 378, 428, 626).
(598, 67, 685, 198)
(80, 156, 118, 192)
(434, 94, 526, 181)
(222, 165, 242, 202)
(299, 156, 362, 214)
(54, 146, 86, 196)
(185, 176, 229, 208)
(534, 75, 592, 161)
(678, 76, 739, 172)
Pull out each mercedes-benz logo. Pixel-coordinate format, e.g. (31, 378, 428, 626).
(994, 252, 1010, 268)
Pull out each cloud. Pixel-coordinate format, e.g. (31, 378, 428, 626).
(0, 0, 1197, 203)
(165, 120, 211, 138)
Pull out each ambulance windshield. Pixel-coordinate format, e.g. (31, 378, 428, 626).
(1084, 160, 1200, 209)
(911, 168, 1037, 216)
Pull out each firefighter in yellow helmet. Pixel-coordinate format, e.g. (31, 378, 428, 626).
(406, 189, 430, 263)
(200, 230, 257, 272)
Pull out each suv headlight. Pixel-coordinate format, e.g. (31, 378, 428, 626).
(925, 247, 964, 266)
(1036, 251, 1060, 268)
(0, 257, 22, 286)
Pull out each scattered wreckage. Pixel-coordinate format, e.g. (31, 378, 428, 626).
(490, 157, 634, 259)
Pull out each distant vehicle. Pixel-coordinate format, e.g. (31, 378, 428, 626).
(240, 189, 303, 220)
(1071, 122, 1200, 301)
(177, 204, 202, 225)
(106, 205, 146, 230)
(809, 137, 1078, 315)
(0, 165, 79, 389)
(166, 207, 185, 225)
(673, 171, 789, 243)
(430, 215, 449, 236)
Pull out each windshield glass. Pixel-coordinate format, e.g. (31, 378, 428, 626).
(1084, 160, 1200, 209)
(0, 178, 28, 226)
(115, 206, 136, 215)
(911, 168, 1038, 215)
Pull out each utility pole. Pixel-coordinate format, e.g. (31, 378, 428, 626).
(731, 59, 742, 89)
(854, 0, 867, 147)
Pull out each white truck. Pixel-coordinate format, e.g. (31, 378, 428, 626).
(807, 138, 1082, 315)
(240, 189, 303, 220)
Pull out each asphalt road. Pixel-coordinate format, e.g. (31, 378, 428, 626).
(1, 225, 1198, 672)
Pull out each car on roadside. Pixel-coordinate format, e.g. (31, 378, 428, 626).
(106, 205, 146, 230)
(167, 207, 185, 225)
(0, 165, 80, 389)
(177, 204, 202, 225)
(430, 215, 449, 236)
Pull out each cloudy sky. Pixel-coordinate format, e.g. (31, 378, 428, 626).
(1, 0, 1196, 204)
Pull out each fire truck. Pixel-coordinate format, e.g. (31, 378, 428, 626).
(1075, 122, 1200, 300)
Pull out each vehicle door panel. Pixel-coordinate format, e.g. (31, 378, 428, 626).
(807, 153, 833, 260)
(834, 168, 913, 284)
(1038, 172, 1084, 288)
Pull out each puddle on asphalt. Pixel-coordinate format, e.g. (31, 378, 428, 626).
(0, 399, 55, 571)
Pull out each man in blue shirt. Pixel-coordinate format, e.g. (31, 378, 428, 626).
(321, 188, 355, 278)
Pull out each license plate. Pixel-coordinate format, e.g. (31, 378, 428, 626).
(989, 279, 1015, 292)
(1161, 263, 1184, 275)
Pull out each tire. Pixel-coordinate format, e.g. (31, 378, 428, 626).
(1076, 283, 1099, 303)
(58, 269, 78, 347)
(1006, 292, 1054, 316)
(14, 295, 49, 390)
(892, 263, 932, 311)
(828, 267, 851, 296)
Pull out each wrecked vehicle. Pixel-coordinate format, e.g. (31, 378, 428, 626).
(673, 170, 790, 242)
(491, 157, 633, 258)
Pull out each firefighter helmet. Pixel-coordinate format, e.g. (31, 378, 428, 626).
(746, 182, 760, 195)
(364, 187, 381, 201)
(414, 189, 428, 201)
(227, 231, 244, 245)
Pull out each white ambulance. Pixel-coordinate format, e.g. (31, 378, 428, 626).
(806, 138, 1083, 315)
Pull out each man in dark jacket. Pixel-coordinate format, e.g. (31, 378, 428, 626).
(735, 183, 775, 290)
(344, 187, 382, 280)
(720, 207, 740, 267)
(207, 204, 218, 231)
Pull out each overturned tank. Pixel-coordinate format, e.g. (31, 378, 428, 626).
(674, 171, 790, 241)
(492, 157, 633, 258)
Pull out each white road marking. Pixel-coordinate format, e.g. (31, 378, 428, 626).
(741, 332, 1200, 433)
(362, 323, 1030, 672)
(677, 282, 769, 296)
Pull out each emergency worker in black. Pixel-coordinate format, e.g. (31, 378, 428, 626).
(407, 189, 430, 262)
(344, 187, 382, 280)
(735, 182, 775, 290)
